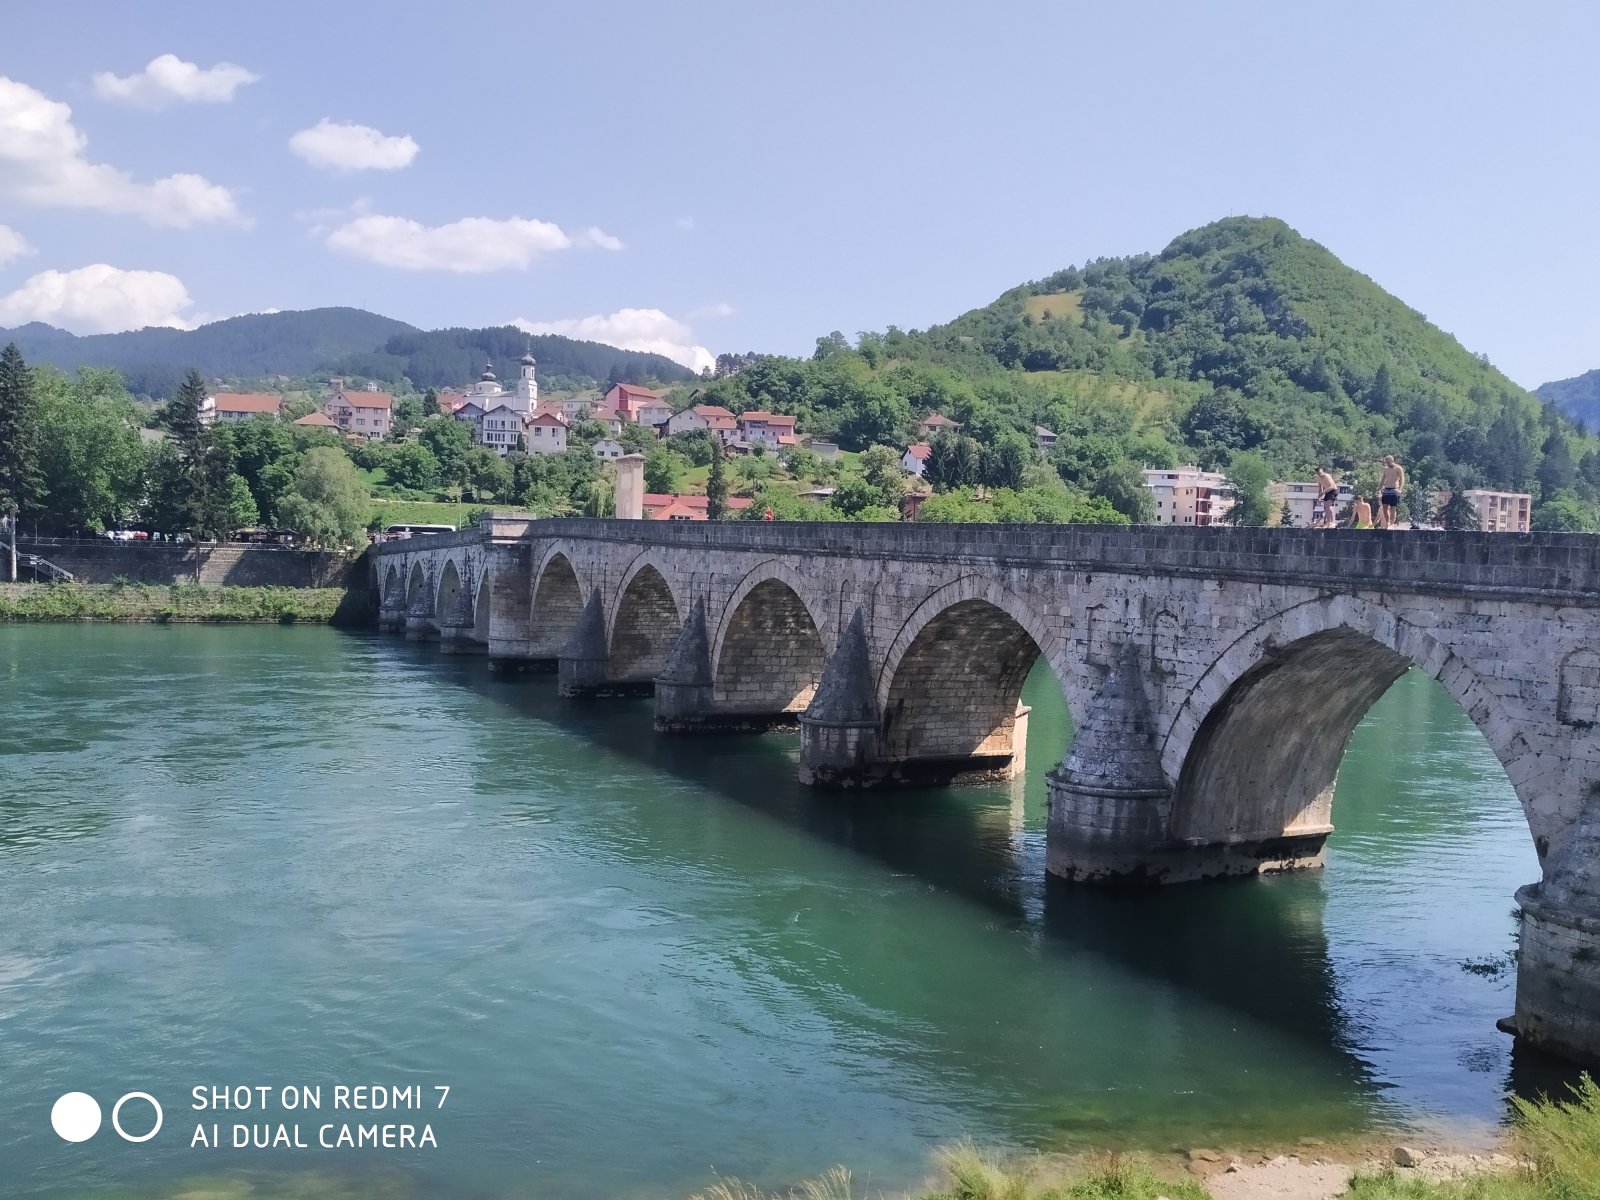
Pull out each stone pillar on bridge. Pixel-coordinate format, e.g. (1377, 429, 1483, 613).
(377, 583, 407, 634)
(1513, 794, 1600, 1066)
(1045, 643, 1173, 883)
(486, 544, 539, 671)
(654, 599, 717, 732)
(558, 592, 641, 697)
(798, 609, 882, 786)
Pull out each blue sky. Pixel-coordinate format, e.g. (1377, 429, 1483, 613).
(2, 0, 1595, 386)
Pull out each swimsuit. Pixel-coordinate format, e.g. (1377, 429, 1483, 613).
(1323, 489, 1338, 504)
(1382, 487, 1400, 507)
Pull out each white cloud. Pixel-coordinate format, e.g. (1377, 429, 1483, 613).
(0, 264, 196, 333)
(0, 224, 35, 267)
(289, 119, 419, 172)
(513, 308, 714, 374)
(325, 213, 621, 272)
(691, 301, 735, 319)
(93, 54, 259, 108)
(0, 76, 245, 226)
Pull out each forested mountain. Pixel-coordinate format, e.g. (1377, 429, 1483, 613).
(1, 309, 417, 398)
(1, 308, 694, 399)
(323, 326, 695, 393)
(695, 216, 1598, 525)
(1537, 370, 1600, 428)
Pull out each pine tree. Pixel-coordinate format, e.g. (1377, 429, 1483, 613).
(423, 387, 440, 417)
(0, 343, 44, 580)
(1436, 487, 1482, 532)
(706, 440, 728, 520)
(163, 368, 225, 537)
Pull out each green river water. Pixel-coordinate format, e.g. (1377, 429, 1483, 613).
(0, 625, 1565, 1198)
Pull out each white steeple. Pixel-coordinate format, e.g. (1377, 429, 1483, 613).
(513, 346, 538, 410)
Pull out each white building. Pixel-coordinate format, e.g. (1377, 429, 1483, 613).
(1143, 465, 1233, 525)
(636, 400, 673, 428)
(902, 443, 931, 477)
(481, 405, 526, 455)
(525, 409, 568, 454)
(594, 437, 626, 460)
(665, 405, 737, 443)
(1269, 480, 1354, 527)
(1463, 489, 1533, 533)
(457, 355, 541, 454)
(326, 388, 393, 439)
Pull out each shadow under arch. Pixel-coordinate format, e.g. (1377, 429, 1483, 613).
(381, 563, 401, 607)
(874, 579, 1072, 785)
(1164, 595, 1542, 867)
(472, 572, 492, 644)
(405, 560, 430, 612)
(609, 563, 681, 683)
(436, 559, 464, 623)
(712, 577, 828, 720)
(530, 551, 584, 656)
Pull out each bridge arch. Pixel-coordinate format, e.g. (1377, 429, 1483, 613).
(1164, 594, 1537, 852)
(530, 547, 585, 654)
(405, 561, 431, 614)
(436, 559, 464, 624)
(473, 571, 492, 644)
(712, 561, 830, 715)
(608, 559, 681, 682)
(382, 564, 402, 609)
(876, 576, 1069, 774)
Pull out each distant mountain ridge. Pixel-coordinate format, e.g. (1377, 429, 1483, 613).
(1537, 370, 1600, 428)
(0, 307, 696, 398)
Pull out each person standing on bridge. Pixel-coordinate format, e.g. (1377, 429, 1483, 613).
(1315, 467, 1339, 529)
(1379, 455, 1407, 529)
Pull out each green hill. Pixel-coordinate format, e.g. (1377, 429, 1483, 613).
(1537, 370, 1600, 428)
(0, 308, 696, 400)
(696, 215, 1596, 518)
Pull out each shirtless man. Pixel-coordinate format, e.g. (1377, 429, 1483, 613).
(1379, 455, 1406, 529)
(1352, 495, 1373, 529)
(1315, 467, 1339, 528)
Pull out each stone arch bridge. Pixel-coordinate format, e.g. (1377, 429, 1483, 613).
(374, 516, 1600, 1065)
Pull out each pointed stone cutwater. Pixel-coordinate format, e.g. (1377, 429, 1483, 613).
(437, 575, 479, 654)
(1046, 641, 1171, 883)
(558, 592, 611, 696)
(654, 598, 716, 731)
(1513, 791, 1600, 1065)
(799, 608, 882, 785)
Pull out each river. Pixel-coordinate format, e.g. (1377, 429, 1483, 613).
(0, 625, 1566, 1199)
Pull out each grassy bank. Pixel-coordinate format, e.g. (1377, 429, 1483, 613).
(0, 582, 360, 623)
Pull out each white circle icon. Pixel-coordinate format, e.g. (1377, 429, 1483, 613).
(111, 1092, 163, 1143)
(51, 1092, 102, 1142)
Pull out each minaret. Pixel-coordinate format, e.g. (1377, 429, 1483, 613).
(514, 346, 538, 412)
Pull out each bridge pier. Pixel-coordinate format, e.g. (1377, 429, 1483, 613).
(404, 601, 437, 641)
(377, 601, 407, 634)
(558, 593, 650, 698)
(1512, 796, 1600, 1065)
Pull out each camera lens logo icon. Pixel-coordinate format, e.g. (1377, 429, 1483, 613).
(52, 1092, 163, 1143)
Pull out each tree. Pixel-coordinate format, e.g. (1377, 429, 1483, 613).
(1435, 487, 1482, 532)
(0, 343, 44, 579)
(277, 447, 370, 547)
(1538, 428, 1576, 500)
(30, 366, 146, 534)
(858, 444, 906, 504)
(1220, 451, 1272, 525)
(386, 441, 441, 491)
(223, 473, 260, 529)
(422, 388, 441, 418)
(464, 447, 514, 500)
(392, 395, 424, 432)
(644, 444, 684, 494)
(1090, 460, 1156, 523)
(162, 368, 219, 536)
(1531, 490, 1596, 532)
(706, 440, 729, 519)
(418, 416, 474, 487)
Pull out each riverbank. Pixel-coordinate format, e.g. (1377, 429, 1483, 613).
(0, 582, 365, 623)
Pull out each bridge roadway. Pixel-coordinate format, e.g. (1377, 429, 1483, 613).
(373, 516, 1600, 1066)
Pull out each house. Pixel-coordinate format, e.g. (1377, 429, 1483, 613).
(525, 409, 569, 454)
(1035, 425, 1058, 453)
(1268, 479, 1353, 527)
(806, 440, 841, 461)
(1462, 489, 1533, 533)
(901, 443, 932, 477)
(919, 413, 961, 437)
(212, 393, 282, 422)
(593, 438, 626, 460)
(434, 389, 469, 415)
(665, 404, 738, 443)
(603, 383, 663, 422)
(738, 411, 798, 448)
(326, 388, 393, 439)
(452, 402, 487, 438)
(1143, 465, 1233, 525)
(636, 400, 674, 429)
(641, 493, 754, 521)
(294, 411, 337, 429)
(589, 407, 626, 437)
(558, 396, 597, 422)
(481, 404, 527, 456)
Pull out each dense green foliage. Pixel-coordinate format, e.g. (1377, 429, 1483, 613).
(1536, 368, 1600, 429)
(0, 583, 348, 623)
(0, 343, 45, 573)
(692, 216, 1600, 526)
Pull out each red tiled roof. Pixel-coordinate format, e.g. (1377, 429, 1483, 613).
(920, 413, 959, 427)
(335, 389, 393, 410)
(691, 405, 735, 419)
(740, 411, 796, 426)
(213, 393, 281, 413)
(904, 443, 932, 461)
(610, 383, 662, 400)
(641, 493, 753, 520)
(294, 411, 336, 427)
(529, 410, 568, 426)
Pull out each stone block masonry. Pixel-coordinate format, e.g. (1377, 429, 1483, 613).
(20, 540, 360, 588)
(374, 517, 1600, 1067)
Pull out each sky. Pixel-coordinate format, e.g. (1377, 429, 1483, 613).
(2, 0, 1596, 387)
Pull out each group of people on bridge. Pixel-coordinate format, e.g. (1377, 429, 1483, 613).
(1314, 455, 1408, 530)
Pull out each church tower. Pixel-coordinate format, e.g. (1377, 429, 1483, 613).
(513, 348, 538, 412)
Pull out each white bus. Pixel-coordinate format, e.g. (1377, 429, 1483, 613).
(380, 523, 457, 542)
